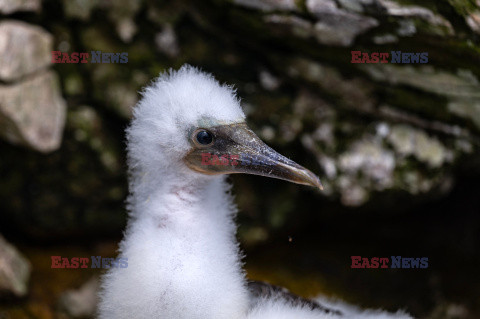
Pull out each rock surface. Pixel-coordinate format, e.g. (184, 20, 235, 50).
(155, 24, 180, 58)
(0, 235, 31, 297)
(233, 0, 298, 12)
(58, 277, 99, 318)
(307, 0, 379, 46)
(0, 0, 40, 14)
(0, 21, 53, 82)
(62, 0, 97, 20)
(0, 71, 66, 152)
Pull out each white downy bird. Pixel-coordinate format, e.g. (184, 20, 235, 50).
(97, 65, 412, 319)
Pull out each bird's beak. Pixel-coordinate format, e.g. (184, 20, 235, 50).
(184, 123, 323, 190)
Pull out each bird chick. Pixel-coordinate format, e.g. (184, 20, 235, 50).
(97, 65, 411, 319)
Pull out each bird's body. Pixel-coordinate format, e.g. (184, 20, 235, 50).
(98, 66, 412, 319)
(99, 176, 248, 318)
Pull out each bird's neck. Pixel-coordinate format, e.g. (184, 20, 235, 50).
(114, 169, 249, 318)
(125, 169, 239, 239)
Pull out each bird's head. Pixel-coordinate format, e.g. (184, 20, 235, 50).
(127, 65, 322, 190)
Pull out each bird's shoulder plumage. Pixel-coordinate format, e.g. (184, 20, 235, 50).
(248, 281, 342, 316)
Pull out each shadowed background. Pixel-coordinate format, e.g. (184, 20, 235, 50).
(0, 0, 479, 318)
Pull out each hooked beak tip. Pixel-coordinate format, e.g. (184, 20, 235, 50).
(295, 167, 323, 191)
(309, 174, 324, 191)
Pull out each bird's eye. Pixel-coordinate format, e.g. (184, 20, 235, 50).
(195, 129, 214, 146)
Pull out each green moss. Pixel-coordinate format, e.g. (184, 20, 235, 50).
(447, 0, 478, 16)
